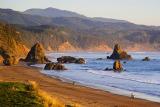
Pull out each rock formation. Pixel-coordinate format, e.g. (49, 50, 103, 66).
(142, 57, 150, 61)
(0, 48, 19, 66)
(25, 43, 50, 64)
(44, 62, 67, 70)
(107, 44, 132, 60)
(3, 55, 19, 66)
(113, 60, 123, 72)
(57, 56, 85, 64)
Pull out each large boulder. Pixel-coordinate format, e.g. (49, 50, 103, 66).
(57, 56, 85, 64)
(44, 62, 67, 70)
(107, 44, 132, 60)
(25, 43, 50, 64)
(3, 57, 18, 66)
(113, 60, 123, 72)
(0, 49, 19, 66)
(3, 55, 19, 66)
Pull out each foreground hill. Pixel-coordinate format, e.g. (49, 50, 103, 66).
(0, 82, 77, 107)
(0, 8, 160, 51)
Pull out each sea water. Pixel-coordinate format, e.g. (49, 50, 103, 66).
(34, 52, 160, 102)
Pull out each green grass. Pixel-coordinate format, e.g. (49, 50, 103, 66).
(0, 82, 43, 107)
(0, 82, 80, 107)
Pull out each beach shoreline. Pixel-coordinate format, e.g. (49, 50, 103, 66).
(0, 64, 160, 107)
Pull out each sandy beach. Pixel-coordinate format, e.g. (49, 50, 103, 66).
(0, 64, 160, 107)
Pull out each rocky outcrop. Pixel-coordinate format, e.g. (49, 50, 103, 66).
(113, 60, 123, 72)
(3, 55, 19, 66)
(44, 62, 67, 70)
(25, 43, 50, 64)
(107, 44, 132, 60)
(0, 48, 19, 66)
(142, 57, 150, 61)
(57, 56, 85, 64)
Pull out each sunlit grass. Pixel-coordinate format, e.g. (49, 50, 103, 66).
(0, 81, 80, 107)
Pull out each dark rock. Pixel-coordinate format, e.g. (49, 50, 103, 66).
(3, 55, 19, 66)
(57, 56, 76, 63)
(25, 43, 50, 64)
(44, 62, 67, 70)
(107, 44, 132, 60)
(57, 56, 85, 64)
(75, 58, 85, 64)
(96, 58, 103, 60)
(104, 68, 113, 71)
(113, 60, 123, 72)
(142, 57, 150, 61)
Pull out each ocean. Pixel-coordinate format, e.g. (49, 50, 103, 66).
(33, 52, 160, 102)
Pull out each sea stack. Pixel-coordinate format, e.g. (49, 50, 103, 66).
(113, 60, 123, 72)
(25, 43, 50, 64)
(44, 62, 67, 70)
(107, 44, 132, 60)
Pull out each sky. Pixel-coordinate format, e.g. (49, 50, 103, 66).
(0, 0, 160, 26)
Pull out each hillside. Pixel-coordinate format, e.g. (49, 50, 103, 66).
(0, 8, 160, 51)
(0, 22, 28, 57)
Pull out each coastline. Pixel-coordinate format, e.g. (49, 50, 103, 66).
(42, 70, 160, 103)
(0, 64, 160, 107)
(46, 74, 160, 103)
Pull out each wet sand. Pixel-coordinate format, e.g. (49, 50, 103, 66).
(0, 65, 159, 107)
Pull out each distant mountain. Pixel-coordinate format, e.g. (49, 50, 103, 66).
(0, 8, 54, 26)
(24, 7, 86, 18)
(0, 8, 141, 30)
(0, 8, 160, 51)
(23, 7, 130, 24)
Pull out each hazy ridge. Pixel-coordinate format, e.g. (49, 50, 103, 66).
(0, 7, 160, 54)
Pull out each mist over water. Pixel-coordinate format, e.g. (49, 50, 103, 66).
(36, 52, 160, 102)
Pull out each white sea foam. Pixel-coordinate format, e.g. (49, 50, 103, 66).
(87, 70, 160, 85)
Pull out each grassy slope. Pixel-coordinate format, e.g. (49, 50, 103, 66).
(0, 82, 43, 107)
(0, 82, 78, 107)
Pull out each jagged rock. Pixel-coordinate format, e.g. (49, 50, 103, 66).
(107, 44, 132, 60)
(44, 62, 67, 70)
(113, 60, 123, 72)
(142, 57, 150, 61)
(25, 43, 50, 64)
(57, 56, 85, 64)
